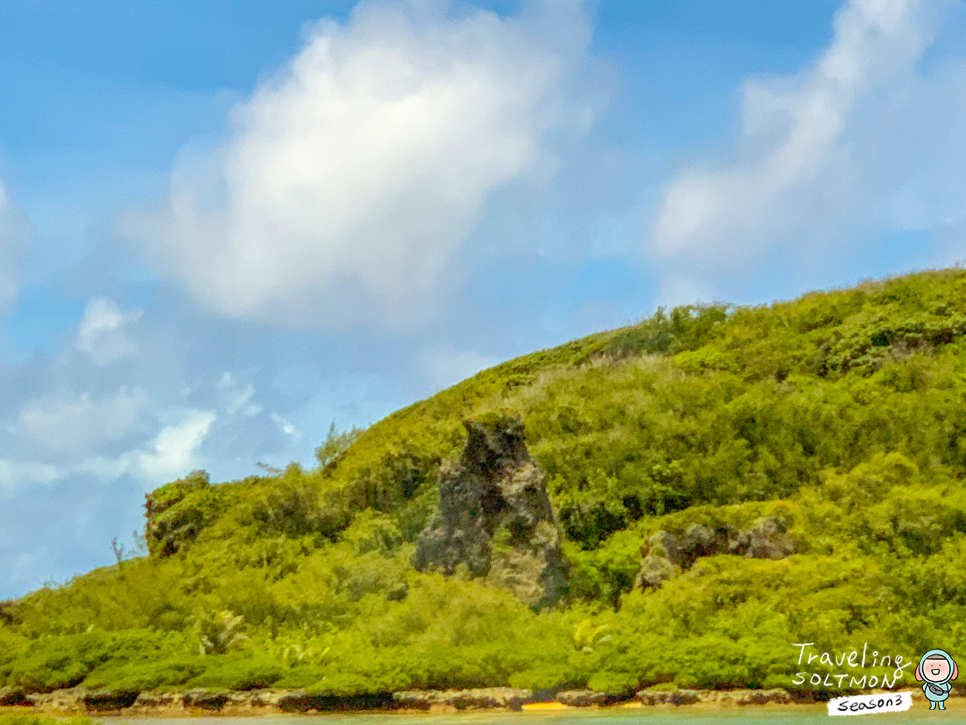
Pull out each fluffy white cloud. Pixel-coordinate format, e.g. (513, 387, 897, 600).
(0, 175, 29, 309)
(76, 297, 143, 365)
(5, 407, 217, 493)
(132, 410, 217, 483)
(16, 388, 150, 462)
(0, 459, 58, 494)
(271, 413, 302, 440)
(649, 0, 963, 300)
(129, 0, 594, 329)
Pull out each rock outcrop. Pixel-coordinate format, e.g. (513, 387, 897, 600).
(414, 416, 568, 608)
(636, 517, 797, 590)
(635, 688, 792, 706)
(556, 689, 628, 707)
(393, 688, 532, 711)
(82, 689, 140, 711)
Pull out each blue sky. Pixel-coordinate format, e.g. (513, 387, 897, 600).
(1, 0, 965, 598)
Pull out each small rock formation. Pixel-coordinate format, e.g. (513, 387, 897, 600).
(635, 688, 791, 706)
(730, 517, 797, 560)
(82, 690, 140, 711)
(27, 686, 85, 710)
(182, 689, 230, 710)
(635, 517, 797, 590)
(413, 416, 568, 609)
(735, 689, 792, 705)
(131, 691, 185, 711)
(556, 689, 627, 707)
(276, 691, 394, 712)
(635, 689, 702, 706)
(393, 688, 532, 711)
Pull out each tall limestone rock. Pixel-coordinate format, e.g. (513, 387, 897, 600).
(413, 415, 568, 609)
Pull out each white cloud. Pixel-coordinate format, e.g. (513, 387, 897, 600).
(649, 0, 961, 299)
(2, 406, 215, 493)
(128, 0, 595, 329)
(271, 412, 302, 440)
(133, 409, 217, 483)
(76, 297, 144, 365)
(16, 387, 150, 461)
(0, 174, 29, 309)
(0, 459, 59, 494)
(217, 372, 262, 416)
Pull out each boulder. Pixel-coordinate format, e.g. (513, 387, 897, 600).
(635, 690, 669, 706)
(392, 691, 435, 710)
(556, 689, 626, 707)
(27, 687, 85, 711)
(81, 689, 140, 711)
(307, 693, 394, 711)
(414, 417, 568, 608)
(637, 517, 797, 590)
(248, 689, 288, 708)
(635, 689, 700, 706)
(131, 691, 185, 710)
(667, 689, 701, 706)
(182, 689, 230, 710)
(736, 688, 791, 705)
(729, 517, 796, 560)
(393, 688, 531, 711)
(276, 690, 312, 712)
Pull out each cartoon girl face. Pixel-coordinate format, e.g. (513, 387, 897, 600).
(924, 655, 952, 682)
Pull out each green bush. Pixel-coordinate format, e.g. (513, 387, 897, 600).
(0, 716, 95, 725)
(8, 269, 966, 694)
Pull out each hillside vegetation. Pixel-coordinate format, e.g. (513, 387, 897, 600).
(4, 268, 966, 696)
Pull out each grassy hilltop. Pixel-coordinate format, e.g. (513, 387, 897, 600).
(4, 268, 966, 696)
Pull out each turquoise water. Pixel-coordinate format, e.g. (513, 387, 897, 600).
(95, 709, 947, 725)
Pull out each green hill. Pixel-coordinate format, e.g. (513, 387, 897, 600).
(4, 267, 966, 697)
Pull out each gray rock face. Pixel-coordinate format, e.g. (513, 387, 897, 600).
(636, 517, 797, 590)
(413, 417, 568, 608)
(729, 517, 796, 560)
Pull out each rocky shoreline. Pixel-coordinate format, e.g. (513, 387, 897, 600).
(0, 684, 933, 716)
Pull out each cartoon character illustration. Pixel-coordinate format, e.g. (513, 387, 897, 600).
(916, 649, 958, 711)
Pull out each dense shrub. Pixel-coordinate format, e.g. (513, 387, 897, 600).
(7, 269, 966, 694)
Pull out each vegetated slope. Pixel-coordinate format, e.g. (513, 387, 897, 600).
(4, 268, 966, 696)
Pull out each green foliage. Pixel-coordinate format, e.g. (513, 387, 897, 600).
(315, 423, 365, 470)
(247, 473, 344, 540)
(192, 610, 248, 655)
(0, 716, 95, 725)
(581, 305, 728, 361)
(10, 268, 966, 695)
(145, 470, 223, 557)
(0, 630, 186, 692)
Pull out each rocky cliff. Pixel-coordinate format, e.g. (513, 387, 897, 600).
(413, 416, 568, 609)
(635, 516, 798, 589)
